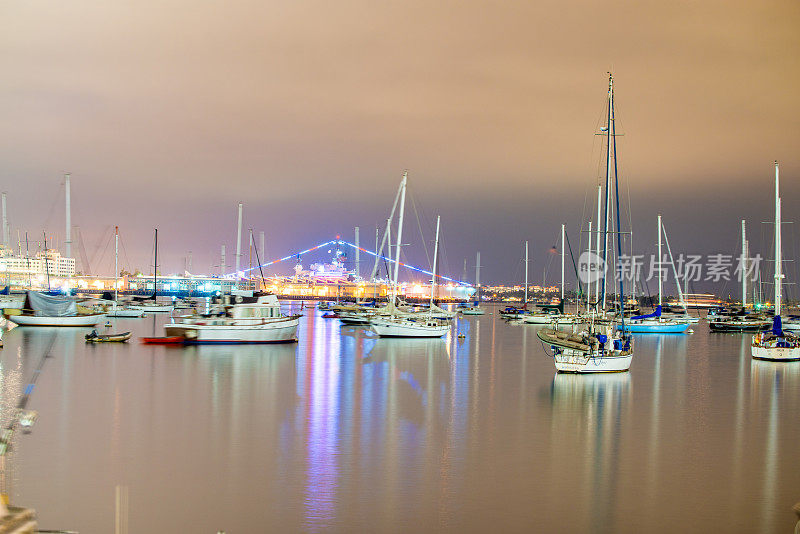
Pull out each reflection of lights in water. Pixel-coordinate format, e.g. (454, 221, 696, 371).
(302, 309, 341, 532)
(549, 371, 632, 532)
(750, 359, 800, 534)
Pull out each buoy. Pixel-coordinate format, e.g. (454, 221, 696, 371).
(105, 321, 112, 328)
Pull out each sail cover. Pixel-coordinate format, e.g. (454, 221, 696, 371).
(631, 305, 662, 321)
(25, 291, 77, 317)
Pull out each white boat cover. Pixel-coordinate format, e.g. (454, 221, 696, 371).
(26, 291, 77, 317)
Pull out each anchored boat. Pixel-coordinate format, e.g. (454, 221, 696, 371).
(165, 293, 300, 343)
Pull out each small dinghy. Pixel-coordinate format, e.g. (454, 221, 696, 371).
(85, 330, 132, 343)
(140, 336, 185, 345)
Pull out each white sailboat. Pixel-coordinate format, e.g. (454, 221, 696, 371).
(525, 227, 575, 325)
(537, 73, 633, 372)
(751, 161, 800, 361)
(618, 215, 691, 333)
(5, 291, 106, 327)
(371, 177, 451, 338)
(105, 226, 145, 317)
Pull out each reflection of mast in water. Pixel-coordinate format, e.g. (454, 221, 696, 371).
(732, 335, 748, 503)
(750, 360, 800, 533)
(549, 372, 632, 532)
(645, 336, 663, 509)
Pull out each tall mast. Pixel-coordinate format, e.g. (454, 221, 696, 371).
(741, 219, 747, 308)
(392, 173, 408, 299)
(154, 228, 158, 299)
(475, 251, 481, 303)
(594, 184, 602, 308)
(657, 214, 662, 307)
(429, 215, 440, 315)
(524, 241, 529, 307)
(354, 226, 360, 279)
(371, 178, 405, 280)
(774, 161, 783, 316)
(1, 192, 8, 247)
(235, 202, 243, 277)
(65, 173, 72, 259)
(586, 221, 592, 312)
(561, 224, 565, 300)
(601, 74, 613, 309)
(43, 232, 50, 291)
(114, 226, 119, 309)
(610, 74, 625, 330)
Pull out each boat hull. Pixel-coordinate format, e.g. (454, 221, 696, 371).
(370, 318, 450, 338)
(6, 313, 106, 327)
(554, 351, 633, 373)
(106, 308, 146, 318)
(164, 317, 300, 344)
(129, 304, 174, 313)
(709, 320, 770, 333)
(617, 321, 691, 333)
(460, 308, 485, 315)
(751, 344, 800, 361)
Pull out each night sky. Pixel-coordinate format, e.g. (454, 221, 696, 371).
(1, 0, 799, 293)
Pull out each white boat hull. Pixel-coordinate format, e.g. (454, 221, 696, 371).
(553, 351, 633, 373)
(751, 344, 800, 361)
(164, 316, 300, 343)
(460, 307, 485, 315)
(370, 318, 450, 338)
(106, 308, 146, 317)
(6, 313, 106, 327)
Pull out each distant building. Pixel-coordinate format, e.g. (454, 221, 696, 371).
(0, 246, 76, 287)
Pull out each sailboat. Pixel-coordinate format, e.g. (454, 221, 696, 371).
(709, 219, 770, 333)
(751, 161, 800, 361)
(460, 252, 485, 315)
(370, 176, 451, 338)
(537, 73, 633, 372)
(129, 229, 174, 313)
(618, 215, 690, 333)
(525, 230, 575, 325)
(105, 226, 145, 317)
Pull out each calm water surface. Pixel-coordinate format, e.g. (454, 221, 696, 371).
(1, 303, 799, 532)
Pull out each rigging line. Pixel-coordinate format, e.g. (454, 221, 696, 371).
(407, 185, 432, 271)
(564, 230, 583, 297)
(40, 182, 64, 234)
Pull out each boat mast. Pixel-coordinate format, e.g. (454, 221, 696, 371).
(114, 226, 119, 311)
(475, 251, 481, 304)
(42, 232, 50, 291)
(610, 74, 626, 331)
(601, 75, 613, 310)
(235, 202, 243, 277)
(594, 184, 602, 309)
(561, 224, 565, 301)
(429, 215, 440, 317)
(586, 221, 592, 312)
(657, 214, 662, 308)
(774, 161, 783, 316)
(154, 228, 158, 300)
(524, 241, 528, 308)
(392, 173, 408, 309)
(371, 177, 405, 281)
(741, 219, 747, 309)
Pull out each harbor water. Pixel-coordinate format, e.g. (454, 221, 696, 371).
(1, 303, 799, 532)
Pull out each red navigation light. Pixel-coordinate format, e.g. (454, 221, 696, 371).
(336, 234, 340, 239)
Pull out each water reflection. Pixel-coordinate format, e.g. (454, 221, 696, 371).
(549, 372, 632, 533)
(750, 359, 800, 533)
